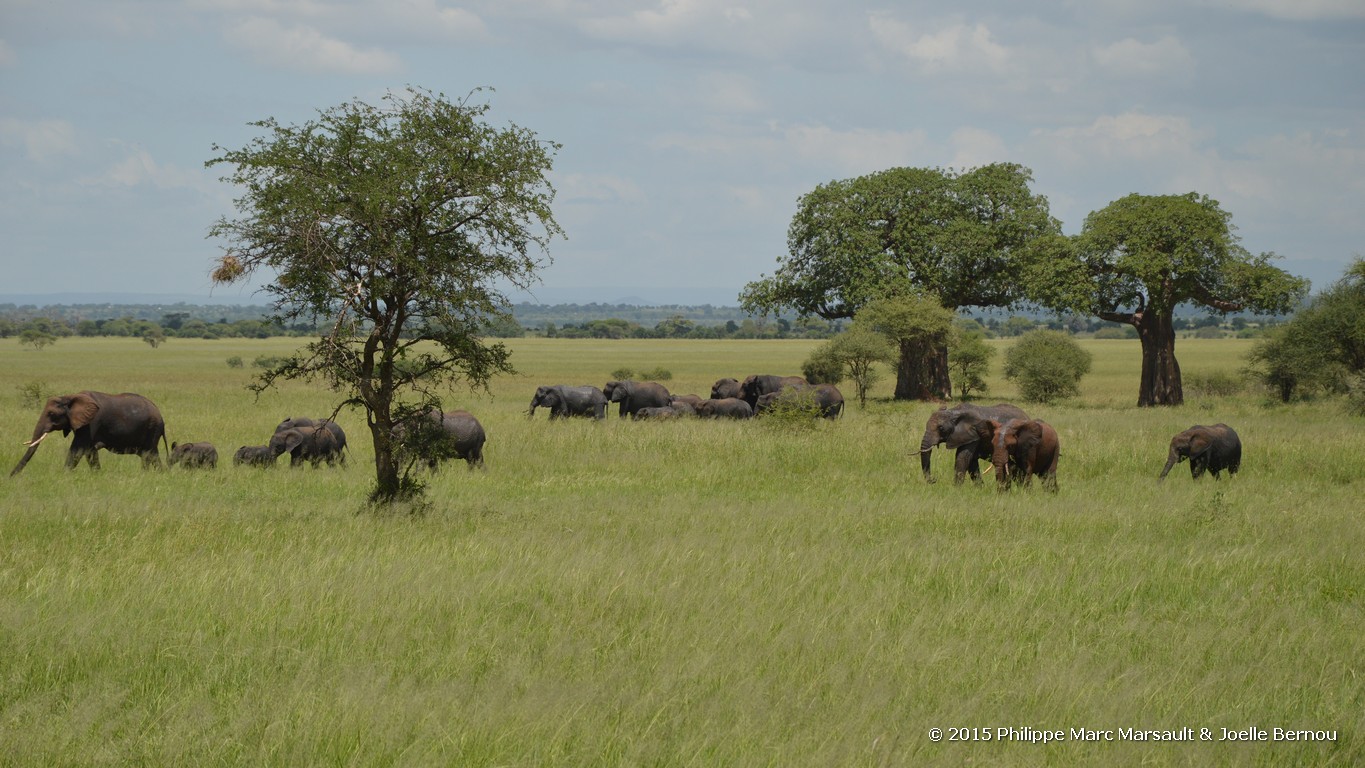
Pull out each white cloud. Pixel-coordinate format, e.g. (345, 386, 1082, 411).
(0, 118, 79, 161)
(949, 127, 1008, 169)
(1092, 35, 1194, 75)
(693, 72, 765, 114)
(0, 39, 16, 66)
(79, 145, 211, 191)
(1038, 112, 1210, 164)
(556, 173, 646, 205)
(869, 14, 1009, 73)
(653, 122, 930, 177)
(1205, 0, 1365, 20)
(224, 17, 403, 74)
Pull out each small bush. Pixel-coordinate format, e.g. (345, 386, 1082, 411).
(226, 356, 244, 369)
(757, 390, 823, 431)
(801, 348, 845, 385)
(641, 367, 673, 381)
(253, 355, 287, 369)
(1093, 327, 1135, 340)
(1004, 330, 1092, 404)
(1185, 370, 1245, 398)
(1345, 374, 1365, 417)
(17, 381, 48, 408)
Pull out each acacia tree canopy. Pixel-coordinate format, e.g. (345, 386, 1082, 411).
(207, 87, 562, 503)
(740, 162, 1059, 399)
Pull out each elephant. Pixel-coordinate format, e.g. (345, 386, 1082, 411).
(754, 384, 845, 419)
(984, 419, 1059, 491)
(11, 391, 167, 476)
(670, 394, 705, 410)
(269, 425, 342, 468)
(738, 374, 808, 407)
(696, 398, 753, 419)
(711, 378, 743, 400)
(395, 409, 486, 470)
(233, 445, 276, 468)
(603, 380, 672, 418)
(275, 417, 347, 462)
(633, 406, 685, 420)
(918, 402, 1029, 484)
(169, 441, 218, 469)
(528, 385, 608, 420)
(1160, 424, 1241, 481)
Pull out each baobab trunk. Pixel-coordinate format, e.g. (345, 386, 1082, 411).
(1134, 311, 1183, 407)
(894, 341, 952, 401)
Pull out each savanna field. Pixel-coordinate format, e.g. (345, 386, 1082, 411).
(1, 336, 1361, 766)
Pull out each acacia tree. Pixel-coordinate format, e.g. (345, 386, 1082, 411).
(1030, 193, 1306, 406)
(208, 88, 562, 503)
(740, 163, 1059, 400)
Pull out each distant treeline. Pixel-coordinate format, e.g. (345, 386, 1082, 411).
(0, 302, 1283, 343)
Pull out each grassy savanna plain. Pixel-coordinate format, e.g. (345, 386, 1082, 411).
(0, 336, 1361, 766)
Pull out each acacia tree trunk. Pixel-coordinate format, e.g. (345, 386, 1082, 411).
(1106, 309, 1183, 407)
(894, 341, 952, 401)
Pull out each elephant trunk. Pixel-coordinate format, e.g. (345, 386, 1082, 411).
(919, 428, 938, 479)
(527, 399, 538, 418)
(10, 429, 51, 476)
(1158, 446, 1179, 481)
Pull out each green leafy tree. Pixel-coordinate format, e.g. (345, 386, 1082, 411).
(857, 293, 956, 400)
(208, 87, 562, 504)
(1028, 193, 1307, 406)
(18, 329, 56, 351)
(948, 331, 996, 399)
(805, 324, 897, 408)
(740, 163, 1060, 399)
(1003, 330, 1093, 404)
(1245, 257, 1365, 402)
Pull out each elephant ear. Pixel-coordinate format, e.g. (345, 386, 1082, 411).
(974, 419, 999, 443)
(1187, 433, 1211, 457)
(67, 393, 100, 430)
(283, 430, 308, 451)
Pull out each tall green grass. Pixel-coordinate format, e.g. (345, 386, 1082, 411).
(0, 337, 1360, 765)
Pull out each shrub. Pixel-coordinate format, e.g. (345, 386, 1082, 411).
(253, 355, 287, 369)
(640, 367, 673, 381)
(17, 380, 48, 408)
(610, 367, 634, 381)
(757, 390, 823, 431)
(801, 346, 845, 386)
(948, 331, 995, 399)
(1185, 370, 1245, 398)
(1003, 330, 1092, 404)
(1345, 374, 1365, 417)
(226, 356, 244, 369)
(1093, 326, 1135, 340)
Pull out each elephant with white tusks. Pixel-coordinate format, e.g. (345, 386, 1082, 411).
(918, 402, 1028, 484)
(1159, 424, 1241, 481)
(12, 391, 167, 476)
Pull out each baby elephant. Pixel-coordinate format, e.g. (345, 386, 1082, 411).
(169, 441, 218, 469)
(233, 445, 276, 468)
(269, 426, 341, 468)
(1160, 423, 1241, 481)
(985, 418, 1059, 491)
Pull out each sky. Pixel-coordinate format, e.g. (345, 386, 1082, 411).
(1, 0, 1363, 307)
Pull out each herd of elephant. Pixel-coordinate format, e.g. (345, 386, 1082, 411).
(9, 383, 1242, 489)
(528, 375, 846, 421)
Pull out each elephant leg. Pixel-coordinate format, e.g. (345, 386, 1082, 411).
(953, 446, 976, 485)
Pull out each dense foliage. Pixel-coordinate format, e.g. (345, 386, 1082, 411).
(1246, 258, 1365, 403)
(207, 87, 561, 503)
(1004, 330, 1094, 404)
(740, 163, 1060, 398)
(1027, 192, 1307, 406)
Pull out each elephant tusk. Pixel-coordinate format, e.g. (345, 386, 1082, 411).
(23, 432, 49, 448)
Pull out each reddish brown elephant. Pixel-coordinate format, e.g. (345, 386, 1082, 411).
(982, 418, 1059, 491)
